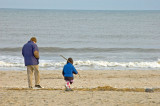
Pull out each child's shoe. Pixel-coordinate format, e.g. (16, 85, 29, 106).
(69, 88, 73, 91)
(65, 84, 70, 91)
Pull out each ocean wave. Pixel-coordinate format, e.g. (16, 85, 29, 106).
(74, 60, 160, 68)
(0, 61, 23, 67)
(0, 60, 160, 69)
(1, 47, 160, 53)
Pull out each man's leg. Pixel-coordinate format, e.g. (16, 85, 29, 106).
(27, 66, 33, 88)
(33, 65, 41, 87)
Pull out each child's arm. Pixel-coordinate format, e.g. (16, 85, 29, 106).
(72, 65, 78, 74)
(72, 65, 80, 77)
(77, 72, 80, 78)
(62, 68, 65, 76)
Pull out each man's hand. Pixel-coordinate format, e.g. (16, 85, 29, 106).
(34, 51, 39, 59)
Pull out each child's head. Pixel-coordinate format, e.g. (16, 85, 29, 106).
(67, 58, 73, 64)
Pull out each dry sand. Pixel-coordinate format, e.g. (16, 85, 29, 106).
(0, 70, 160, 106)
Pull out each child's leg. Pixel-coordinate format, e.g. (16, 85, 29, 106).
(70, 80, 73, 84)
(65, 80, 74, 88)
(68, 80, 74, 89)
(65, 80, 70, 88)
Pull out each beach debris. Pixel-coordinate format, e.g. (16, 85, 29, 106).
(4, 86, 160, 93)
(145, 88, 154, 93)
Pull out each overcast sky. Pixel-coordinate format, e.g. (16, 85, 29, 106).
(0, 0, 160, 10)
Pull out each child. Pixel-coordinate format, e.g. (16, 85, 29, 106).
(62, 57, 79, 91)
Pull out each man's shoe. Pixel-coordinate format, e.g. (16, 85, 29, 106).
(35, 85, 42, 88)
(29, 86, 33, 88)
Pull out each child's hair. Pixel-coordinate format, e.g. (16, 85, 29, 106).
(67, 58, 73, 64)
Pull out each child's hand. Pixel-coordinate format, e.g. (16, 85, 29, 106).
(78, 72, 81, 78)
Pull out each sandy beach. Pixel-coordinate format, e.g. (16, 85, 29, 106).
(1, 70, 160, 106)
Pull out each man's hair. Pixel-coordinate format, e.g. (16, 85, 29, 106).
(30, 37, 37, 43)
(67, 58, 73, 64)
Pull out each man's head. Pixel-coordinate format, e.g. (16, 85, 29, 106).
(67, 58, 73, 64)
(30, 37, 37, 43)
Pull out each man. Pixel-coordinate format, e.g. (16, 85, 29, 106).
(22, 37, 42, 88)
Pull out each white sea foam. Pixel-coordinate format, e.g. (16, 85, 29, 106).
(0, 59, 160, 70)
(74, 60, 160, 68)
(0, 61, 23, 67)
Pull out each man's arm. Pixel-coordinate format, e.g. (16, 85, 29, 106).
(22, 48, 24, 57)
(34, 51, 39, 59)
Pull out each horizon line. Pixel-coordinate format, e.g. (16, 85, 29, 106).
(0, 8, 160, 11)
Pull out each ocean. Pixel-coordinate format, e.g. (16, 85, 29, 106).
(0, 9, 160, 71)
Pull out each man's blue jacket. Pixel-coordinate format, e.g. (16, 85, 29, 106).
(22, 41, 39, 66)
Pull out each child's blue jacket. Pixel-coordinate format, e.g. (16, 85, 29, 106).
(62, 63, 78, 78)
